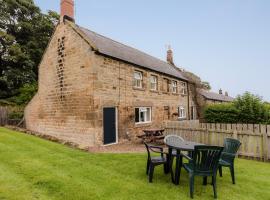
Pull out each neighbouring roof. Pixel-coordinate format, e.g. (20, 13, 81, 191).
(197, 89, 234, 102)
(77, 25, 188, 81)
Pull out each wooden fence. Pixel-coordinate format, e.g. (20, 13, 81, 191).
(0, 107, 8, 126)
(163, 121, 270, 162)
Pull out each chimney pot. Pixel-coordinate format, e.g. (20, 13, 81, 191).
(219, 89, 223, 95)
(166, 46, 174, 65)
(61, 0, 74, 22)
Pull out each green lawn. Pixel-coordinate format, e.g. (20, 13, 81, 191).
(0, 127, 269, 200)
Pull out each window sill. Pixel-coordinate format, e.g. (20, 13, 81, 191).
(178, 117, 187, 121)
(135, 122, 152, 127)
(150, 89, 159, 93)
(133, 87, 145, 91)
(180, 93, 188, 97)
(162, 91, 170, 95)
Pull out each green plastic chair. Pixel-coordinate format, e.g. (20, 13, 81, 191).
(144, 142, 169, 183)
(183, 145, 224, 199)
(218, 138, 241, 184)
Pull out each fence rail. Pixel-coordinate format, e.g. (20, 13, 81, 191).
(163, 121, 270, 162)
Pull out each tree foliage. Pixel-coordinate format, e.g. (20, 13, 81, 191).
(0, 0, 59, 99)
(201, 81, 211, 90)
(204, 92, 270, 124)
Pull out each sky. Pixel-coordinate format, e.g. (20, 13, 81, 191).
(34, 0, 270, 101)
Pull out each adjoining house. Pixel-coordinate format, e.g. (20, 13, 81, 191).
(197, 89, 234, 104)
(195, 88, 234, 120)
(25, 0, 199, 147)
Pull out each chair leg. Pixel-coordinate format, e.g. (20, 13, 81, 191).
(203, 176, 207, 185)
(163, 163, 169, 174)
(189, 174, 194, 199)
(146, 160, 150, 175)
(230, 165, 235, 184)
(212, 175, 217, 199)
(219, 166, 222, 177)
(149, 164, 155, 183)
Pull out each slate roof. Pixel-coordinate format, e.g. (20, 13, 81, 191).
(197, 89, 234, 102)
(78, 25, 188, 81)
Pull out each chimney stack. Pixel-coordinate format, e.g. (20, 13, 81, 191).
(61, 0, 74, 22)
(219, 89, 223, 95)
(225, 91, 228, 96)
(167, 45, 174, 65)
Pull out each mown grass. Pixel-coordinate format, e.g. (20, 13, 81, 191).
(0, 127, 269, 200)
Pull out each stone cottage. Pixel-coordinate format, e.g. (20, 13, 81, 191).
(25, 0, 199, 147)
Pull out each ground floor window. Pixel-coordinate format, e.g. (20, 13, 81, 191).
(178, 106, 186, 119)
(135, 107, 152, 124)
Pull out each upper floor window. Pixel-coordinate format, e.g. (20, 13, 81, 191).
(191, 106, 196, 120)
(134, 71, 143, 88)
(163, 78, 170, 92)
(172, 81, 177, 93)
(135, 107, 152, 124)
(178, 106, 186, 119)
(150, 75, 158, 91)
(181, 82, 187, 95)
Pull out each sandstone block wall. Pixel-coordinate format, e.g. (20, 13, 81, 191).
(25, 22, 194, 147)
(25, 22, 99, 147)
(93, 55, 190, 142)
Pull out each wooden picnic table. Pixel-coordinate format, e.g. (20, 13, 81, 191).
(137, 128, 165, 143)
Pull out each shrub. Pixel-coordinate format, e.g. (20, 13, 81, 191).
(203, 92, 270, 124)
(233, 92, 268, 124)
(203, 103, 239, 123)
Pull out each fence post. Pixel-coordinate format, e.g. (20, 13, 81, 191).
(262, 133, 268, 162)
(233, 130, 238, 140)
(261, 125, 268, 162)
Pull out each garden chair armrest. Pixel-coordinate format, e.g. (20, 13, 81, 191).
(221, 152, 236, 158)
(148, 145, 165, 154)
(182, 153, 193, 161)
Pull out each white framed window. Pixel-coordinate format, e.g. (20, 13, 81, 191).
(150, 75, 157, 91)
(135, 107, 152, 124)
(172, 81, 177, 93)
(134, 71, 143, 88)
(178, 106, 186, 119)
(180, 82, 187, 95)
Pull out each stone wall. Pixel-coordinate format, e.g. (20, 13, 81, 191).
(25, 22, 98, 148)
(92, 55, 190, 142)
(25, 21, 193, 147)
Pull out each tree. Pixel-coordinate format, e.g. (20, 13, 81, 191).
(233, 92, 269, 124)
(0, 0, 59, 99)
(201, 81, 211, 90)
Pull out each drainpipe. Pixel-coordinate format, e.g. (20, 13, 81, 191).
(187, 82, 190, 120)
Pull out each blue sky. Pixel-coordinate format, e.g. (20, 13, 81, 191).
(35, 0, 270, 101)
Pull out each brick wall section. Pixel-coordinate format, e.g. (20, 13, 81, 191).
(25, 22, 192, 147)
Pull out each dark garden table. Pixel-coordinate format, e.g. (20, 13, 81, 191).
(165, 139, 204, 185)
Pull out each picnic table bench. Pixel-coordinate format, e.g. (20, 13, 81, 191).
(137, 129, 165, 144)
